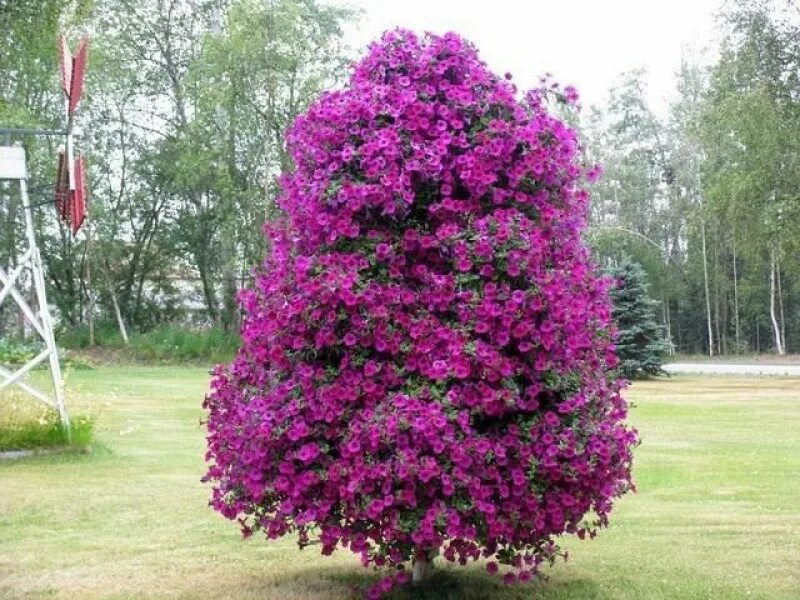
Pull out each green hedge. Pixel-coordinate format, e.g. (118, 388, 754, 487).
(59, 324, 239, 364)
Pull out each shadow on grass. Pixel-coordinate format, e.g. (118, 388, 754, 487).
(258, 562, 607, 600)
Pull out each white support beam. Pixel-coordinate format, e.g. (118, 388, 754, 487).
(0, 249, 31, 304)
(0, 265, 47, 339)
(0, 348, 52, 390)
(0, 364, 56, 408)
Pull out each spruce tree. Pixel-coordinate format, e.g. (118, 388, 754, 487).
(607, 260, 670, 379)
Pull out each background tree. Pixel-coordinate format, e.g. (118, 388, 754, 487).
(607, 259, 670, 379)
(1, 0, 356, 342)
(0, 0, 92, 334)
(585, 0, 799, 357)
(2, 0, 798, 359)
(698, 0, 800, 355)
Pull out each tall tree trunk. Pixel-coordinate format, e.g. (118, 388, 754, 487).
(665, 299, 673, 354)
(755, 314, 760, 353)
(220, 239, 239, 332)
(713, 225, 722, 354)
(732, 234, 740, 353)
(701, 221, 714, 356)
(103, 257, 130, 345)
(777, 256, 786, 351)
(86, 237, 95, 347)
(214, 0, 240, 334)
(769, 249, 785, 355)
(110, 286, 129, 345)
(661, 286, 673, 355)
(198, 256, 219, 324)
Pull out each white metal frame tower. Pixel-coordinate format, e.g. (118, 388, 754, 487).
(0, 34, 88, 435)
(0, 146, 69, 429)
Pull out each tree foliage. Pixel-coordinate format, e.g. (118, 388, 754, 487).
(3, 0, 798, 357)
(0, 0, 357, 338)
(585, 0, 800, 356)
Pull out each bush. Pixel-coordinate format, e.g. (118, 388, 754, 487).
(204, 29, 636, 594)
(0, 339, 42, 366)
(58, 323, 121, 349)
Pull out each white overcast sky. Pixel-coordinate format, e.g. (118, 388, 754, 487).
(341, 0, 724, 115)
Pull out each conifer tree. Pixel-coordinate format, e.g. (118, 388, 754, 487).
(607, 260, 670, 379)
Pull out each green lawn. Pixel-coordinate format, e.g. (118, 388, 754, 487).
(1, 368, 799, 599)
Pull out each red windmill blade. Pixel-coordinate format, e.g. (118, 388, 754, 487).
(54, 153, 88, 235)
(54, 150, 70, 221)
(71, 155, 87, 234)
(58, 36, 72, 97)
(68, 38, 89, 117)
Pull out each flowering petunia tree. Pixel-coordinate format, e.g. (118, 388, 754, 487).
(203, 29, 637, 595)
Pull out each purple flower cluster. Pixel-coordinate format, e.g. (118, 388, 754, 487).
(203, 29, 636, 593)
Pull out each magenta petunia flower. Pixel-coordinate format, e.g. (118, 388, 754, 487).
(203, 28, 636, 597)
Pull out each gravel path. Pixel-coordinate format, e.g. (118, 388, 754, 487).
(664, 363, 800, 376)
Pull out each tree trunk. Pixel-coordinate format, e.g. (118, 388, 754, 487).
(769, 249, 785, 355)
(221, 265, 239, 332)
(412, 558, 434, 584)
(198, 257, 219, 324)
(218, 6, 241, 335)
(712, 222, 723, 354)
(701, 221, 714, 356)
(102, 255, 130, 345)
(777, 256, 785, 351)
(755, 314, 760, 353)
(662, 288, 673, 354)
(412, 550, 438, 584)
(109, 282, 129, 345)
(219, 211, 239, 332)
(732, 234, 740, 353)
(86, 248, 95, 346)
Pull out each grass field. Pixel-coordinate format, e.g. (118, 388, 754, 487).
(1, 368, 799, 599)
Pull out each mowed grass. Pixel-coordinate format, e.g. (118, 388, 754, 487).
(1, 368, 799, 599)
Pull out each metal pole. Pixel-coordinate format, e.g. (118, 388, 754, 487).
(0, 127, 68, 137)
(65, 96, 75, 191)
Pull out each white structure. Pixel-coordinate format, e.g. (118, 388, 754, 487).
(0, 146, 69, 431)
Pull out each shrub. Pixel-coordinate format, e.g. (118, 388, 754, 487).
(0, 339, 42, 366)
(204, 29, 637, 594)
